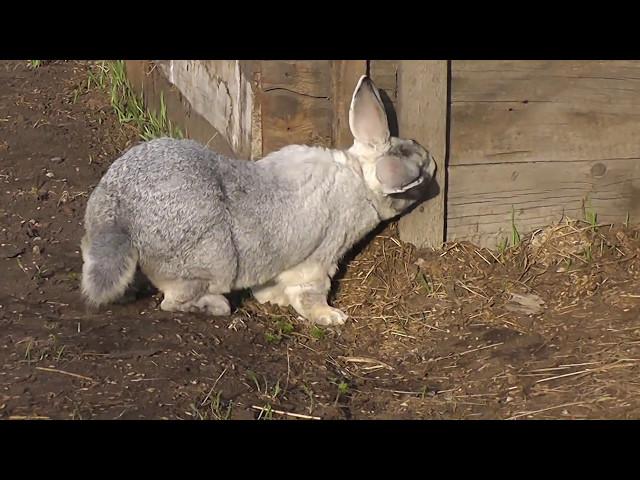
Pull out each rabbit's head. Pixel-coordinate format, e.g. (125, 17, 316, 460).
(347, 75, 437, 215)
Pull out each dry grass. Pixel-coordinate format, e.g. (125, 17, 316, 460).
(214, 217, 640, 418)
(273, 218, 640, 419)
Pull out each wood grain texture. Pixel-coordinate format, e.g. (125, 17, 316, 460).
(262, 61, 332, 98)
(260, 61, 333, 154)
(451, 60, 640, 165)
(370, 60, 400, 136)
(241, 62, 263, 160)
(447, 60, 640, 246)
(395, 61, 449, 249)
(447, 158, 640, 247)
(331, 61, 367, 149)
(152, 60, 254, 159)
(124, 60, 234, 157)
(370, 60, 399, 101)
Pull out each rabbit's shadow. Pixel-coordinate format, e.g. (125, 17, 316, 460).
(120, 271, 250, 314)
(379, 90, 399, 137)
(330, 176, 441, 300)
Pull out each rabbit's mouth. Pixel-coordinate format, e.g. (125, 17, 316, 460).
(388, 175, 430, 201)
(380, 175, 424, 195)
(390, 161, 438, 203)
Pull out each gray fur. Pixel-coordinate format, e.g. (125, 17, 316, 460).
(81, 223, 138, 306)
(81, 75, 436, 324)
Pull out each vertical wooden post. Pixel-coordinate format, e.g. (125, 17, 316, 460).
(239, 61, 263, 160)
(331, 61, 368, 149)
(396, 60, 449, 249)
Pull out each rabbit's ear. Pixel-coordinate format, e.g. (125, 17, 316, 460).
(376, 155, 424, 195)
(349, 75, 390, 148)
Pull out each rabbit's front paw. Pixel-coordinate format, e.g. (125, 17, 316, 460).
(309, 306, 348, 326)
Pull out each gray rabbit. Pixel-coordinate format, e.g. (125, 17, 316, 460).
(81, 75, 436, 325)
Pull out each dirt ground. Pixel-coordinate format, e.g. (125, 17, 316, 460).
(2, 60, 640, 420)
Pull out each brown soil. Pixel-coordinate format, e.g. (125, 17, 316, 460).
(2, 60, 640, 420)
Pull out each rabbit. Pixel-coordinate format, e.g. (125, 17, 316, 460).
(80, 75, 437, 326)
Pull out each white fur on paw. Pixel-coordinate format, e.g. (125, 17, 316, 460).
(160, 295, 230, 316)
(310, 307, 348, 326)
(160, 297, 194, 313)
(252, 287, 288, 307)
(194, 294, 231, 316)
(160, 298, 180, 312)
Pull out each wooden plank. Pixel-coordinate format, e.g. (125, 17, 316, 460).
(447, 60, 640, 245)
(124, 61, 235, 157)
(370, 60, 399, 101)
(260, 61, 334, 154)
(262, 61, 332, 97)
(155, 61, 255, 159)
(123, 60, 148, 91)
(447, 158, 640, 248)
(396, 61, 449, 249)
(331, 61, 367, 149)
(239, 61, 263, 160)
(450, 60, 640, 165)
(370, 60, 399, 136)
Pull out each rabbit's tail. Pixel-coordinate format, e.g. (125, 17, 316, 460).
(81, 226, 138, 307)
